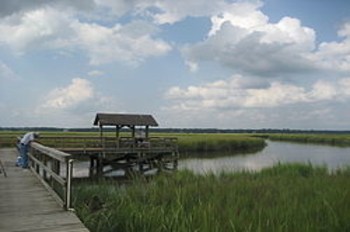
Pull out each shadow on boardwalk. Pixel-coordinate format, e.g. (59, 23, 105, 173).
(0, 148, 89, 232)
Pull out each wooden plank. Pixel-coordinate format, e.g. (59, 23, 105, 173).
(0, 148, 89, 232)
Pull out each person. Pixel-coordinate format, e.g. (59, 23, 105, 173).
(19, 132, 40, 168)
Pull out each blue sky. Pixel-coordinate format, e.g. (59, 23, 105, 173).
(0, 0, 350, 129)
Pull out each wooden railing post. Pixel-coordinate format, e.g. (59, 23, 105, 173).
(28, 142, 73, 210)
(43, 155, 47, 181)
(65, 159, 73, 210)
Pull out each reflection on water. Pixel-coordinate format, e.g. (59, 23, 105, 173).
(179, 140, 350, 174)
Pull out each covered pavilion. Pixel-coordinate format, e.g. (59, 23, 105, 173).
(93, 113, 159, 139)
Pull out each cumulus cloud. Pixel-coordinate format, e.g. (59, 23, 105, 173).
(165, 75, 350, 111)
(0, 0, 95, 17)
(72, 20, 171, 65)
(38, 77, 122, 113)
(0, 8, 75, 54)
(2, 0, 342, 73)
(208, 1, 268, 35)
(0, 0, 265, 66)
(28, 77, 121, 127)
(0, 0, 237, 24)
(180, 1, 350, 78)
(0, 6, 171, 65)
(41, 78, 94, 110)
(314, 22, 350, 73)
(161, 75, 350, 129)
(182, 1, 320, 77)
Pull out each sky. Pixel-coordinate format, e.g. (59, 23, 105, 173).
(0, 0, 350, 130)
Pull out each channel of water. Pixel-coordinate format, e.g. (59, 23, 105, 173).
(179, 140, 350, 174)
(69, 140, 350, 177)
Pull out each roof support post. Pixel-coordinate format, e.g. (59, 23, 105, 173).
(99, 124, 103, 143)
(145, 125, 149, 138)
(131, 126, 135, 138)
(99, 123, 105, 155)
(116, 126, 120, 138)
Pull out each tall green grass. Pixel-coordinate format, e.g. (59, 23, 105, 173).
(174, 133, 266, 156)
(267, 134, 350, 146)
(73, 164, 350, 232)
(0, 131, 24, 147)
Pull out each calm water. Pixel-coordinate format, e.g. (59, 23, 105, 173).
(179, 140, 350, 174)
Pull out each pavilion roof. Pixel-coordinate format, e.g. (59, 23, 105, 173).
(93, 113, 159, 127)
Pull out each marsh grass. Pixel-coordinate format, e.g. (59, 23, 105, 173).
(268, 134, 350, 146)
(173, 133, 266, 156)
(73, 164, 350, 232)
(0, 131, 24, 147)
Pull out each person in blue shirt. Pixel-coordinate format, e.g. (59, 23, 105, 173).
(18, 132, 40, 168)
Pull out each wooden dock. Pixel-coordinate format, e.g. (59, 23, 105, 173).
(38, 136, 179, 177)
(0, 148, 89, 232)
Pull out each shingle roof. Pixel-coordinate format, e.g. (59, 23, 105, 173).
(93, 113, 159, 127)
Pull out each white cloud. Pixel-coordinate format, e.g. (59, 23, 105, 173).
(0, 7, 171, 65)
(72, 20, 171, 65)
(243, 82, 307, 107)
(0, 0, 240, 25)
(0, 8, 75, 54)
(165, 76, 350, 111)
(182, 1, 339, 77)
(42, 78, 94, 110)
(314, 23, 350, 73)
(259, 17, 315, 51)
(307, 80, 337, 101)
(209, 1, 267, 35)
(162, 75, 350, 129)
(34, 77, 122, 127)
(0, 0, 95, 18)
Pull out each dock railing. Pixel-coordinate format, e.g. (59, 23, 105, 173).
(13, 135, 179, 209)
(29, 142, 74, 210)
(38, 136, 179, 154)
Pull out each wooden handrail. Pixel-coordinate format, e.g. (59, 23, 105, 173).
(38, 136, 179, 153)
(29, 142, 74, 210)
(31, 142, 71, 162)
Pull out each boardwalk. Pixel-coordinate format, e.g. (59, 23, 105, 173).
(0, 148, 89, 232)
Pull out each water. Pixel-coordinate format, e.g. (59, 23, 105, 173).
(179, 140, 350, 174)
